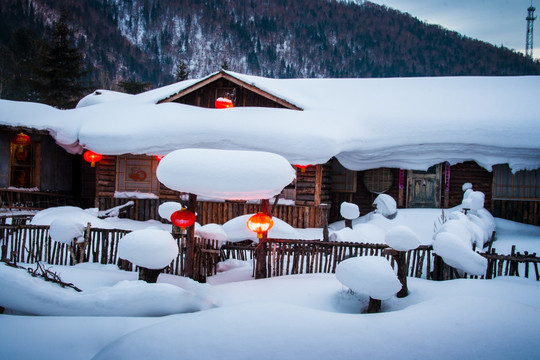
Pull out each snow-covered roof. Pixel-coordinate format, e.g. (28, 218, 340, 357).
(1, 71, 539, 172)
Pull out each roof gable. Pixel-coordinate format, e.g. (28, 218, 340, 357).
(157, 71, 303, 110)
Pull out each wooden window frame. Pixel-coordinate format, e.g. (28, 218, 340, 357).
(492, 164, 540, 201)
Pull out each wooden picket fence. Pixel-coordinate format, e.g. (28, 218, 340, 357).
(1, 224, 539, 282)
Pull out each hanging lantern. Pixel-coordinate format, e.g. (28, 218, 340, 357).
(83, 150, 103, 167)
(155, 155, 165, 162)
(295, 164, 311, 172)
(215, 97, 234, 109)
(247, 212, 274, 239)
(170, 208, 196, 230)
(11, 132, 31, 153)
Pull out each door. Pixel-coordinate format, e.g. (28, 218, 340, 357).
(407, 164, 441, 208)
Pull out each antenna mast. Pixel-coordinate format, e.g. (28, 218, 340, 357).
(526, 3, 536, 58)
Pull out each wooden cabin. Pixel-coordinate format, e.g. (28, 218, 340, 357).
(89, 72, 539, 226)
(1, 72, 539, 227)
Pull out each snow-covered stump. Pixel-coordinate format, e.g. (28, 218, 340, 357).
(384, 226, 420, 298)
(336, 256, 401, 314)
(118, 229, 179, 283)
(49, 220, 91, 265)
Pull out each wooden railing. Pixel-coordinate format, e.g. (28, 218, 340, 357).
(1, 224, 538, 282)
(0, 188, 74, 210)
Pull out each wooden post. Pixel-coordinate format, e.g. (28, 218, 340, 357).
(255, 199, 270, 279)
(183, 193, 198, 279)
(395, 251, 408, 298)
(367, 297, 381, 313)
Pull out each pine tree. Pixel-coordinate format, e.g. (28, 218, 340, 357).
(117, 78, 151, 94)
(30, 9, 90, 109)
(174, 59, 190, 82)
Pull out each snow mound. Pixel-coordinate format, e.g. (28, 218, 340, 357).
(0, 263, 215, 316)
(118, 229, 179, 269)
(158, 201, 183, 221)
(196, 223, 229, 242)
(31, 206, 114, 229)
(336, 256, 401, 300)
(49, 219, 85, 245)
(373, 194, 397, 218)
(432, 232, 487, 276)
(330, 223, 386, 244)
(222, 214, 300, 242)
(340, 202, 360, 220)
(156, 149, 296, 200)
(385, 225, 420, 251)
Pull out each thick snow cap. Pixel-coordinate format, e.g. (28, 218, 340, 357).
(336, 256, 401, 300)
(156, 148, 296, 200)
(118, 229, 179, 269)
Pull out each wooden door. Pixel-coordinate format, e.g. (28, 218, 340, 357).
(407, 164, 441, 208)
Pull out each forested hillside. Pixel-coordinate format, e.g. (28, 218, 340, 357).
(1, 0, 539, 100)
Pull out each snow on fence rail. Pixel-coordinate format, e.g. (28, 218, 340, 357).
(1, 224, 539, 282)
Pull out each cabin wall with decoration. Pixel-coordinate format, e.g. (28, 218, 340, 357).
(171, 78, 289, 109)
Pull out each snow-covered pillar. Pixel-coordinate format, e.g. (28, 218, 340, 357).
(255, 199, 270, 279)
(184, 193, 197, 279)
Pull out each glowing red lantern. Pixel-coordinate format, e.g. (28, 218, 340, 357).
(215, 97, 234, 109)
(83, 150, 103, 167)
(11, 132, 31, 153)
(247, 212, 274, 239)
(295, 164, 311, 172)
(155, 155, 165, 162)
(170, 208, 196, 230)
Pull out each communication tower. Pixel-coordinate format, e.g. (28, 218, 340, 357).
(526, 3, 536, 58)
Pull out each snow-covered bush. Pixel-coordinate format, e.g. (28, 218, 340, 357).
(118, 229, 179, 283)
(432, 232, 487, 276)
(336, 256, 401, 313)
(372, 194, 397, 218)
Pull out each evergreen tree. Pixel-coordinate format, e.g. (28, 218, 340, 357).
(0, 28, 40, 101)
(174, 59, 190, 82)
(117, 78, 151, 94)
(30, 9, 90, 109)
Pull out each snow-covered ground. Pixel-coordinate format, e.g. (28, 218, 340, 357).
(1, 207, 540, 359)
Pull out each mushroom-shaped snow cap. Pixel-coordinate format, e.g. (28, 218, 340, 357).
(156, 149, 296, 201)
(336, 256, 401, 300)
(118, 229, 179, 269)
(49, 219, 85, 245)
(385, 225, 420, 251)
(340, 202, 360, 220)
(158, 201, 183, 221)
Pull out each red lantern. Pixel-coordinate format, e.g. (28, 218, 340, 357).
(170, 208, 196, 230)
(155, 155, 165, 162)
(83, 150, 103, 167)
(295, 164, 311, 172)
(11, 132, 31, 153)
(215, 97, 234, 109)
(247, 212, 274, 239)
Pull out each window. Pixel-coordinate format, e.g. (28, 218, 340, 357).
(9, 141, 38, 188)
(116, 155, 160, 195)
(331, 160, 357, 192)
(492, 164, 540, 200)
(363, 168, 393, 194)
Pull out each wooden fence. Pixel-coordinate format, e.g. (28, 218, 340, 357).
(0, 189, 74, 210)
(1, 224, 539, 283)
(96, 197, 330, 228)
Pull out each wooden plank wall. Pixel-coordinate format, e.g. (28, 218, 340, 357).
(173, 78, 288, 109)
(492, 200, 540, 226)
(447, 161, 493, 211)
(329, 168, 401, 223)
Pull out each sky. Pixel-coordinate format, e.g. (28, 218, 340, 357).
(368, 0, 540, 59)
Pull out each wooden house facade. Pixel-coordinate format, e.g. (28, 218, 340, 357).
(2, 72, 539, 227)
